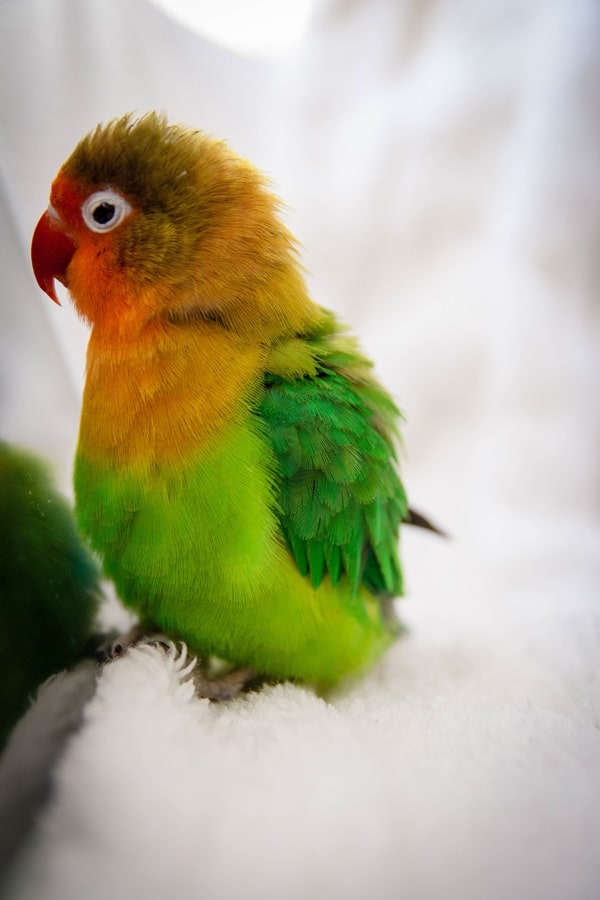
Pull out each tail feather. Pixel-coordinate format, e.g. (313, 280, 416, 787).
(404, 507, 447, 538)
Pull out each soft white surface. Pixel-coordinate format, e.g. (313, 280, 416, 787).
(1, 1, 599, 898)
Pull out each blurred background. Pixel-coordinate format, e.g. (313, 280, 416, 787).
(0, 1, 599, 897)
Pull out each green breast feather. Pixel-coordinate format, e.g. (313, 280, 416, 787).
(259, 311, 408, 600)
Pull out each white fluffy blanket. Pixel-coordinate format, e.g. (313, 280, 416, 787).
(0, 1, 598, 898)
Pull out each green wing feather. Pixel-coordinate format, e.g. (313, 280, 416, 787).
(258, 312, 408, 598)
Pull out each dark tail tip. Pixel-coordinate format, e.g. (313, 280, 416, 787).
(404, 508, 449, 538)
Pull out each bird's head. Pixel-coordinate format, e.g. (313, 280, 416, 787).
(31, 113, 316, 339)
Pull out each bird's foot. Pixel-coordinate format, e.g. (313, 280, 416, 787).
(96, 624, 171, 661)
(97, 630, 258, 700)
(191, 665, 258, 701)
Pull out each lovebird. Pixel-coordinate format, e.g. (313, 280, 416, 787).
(31, 113, 432, 691)
(0, 443, 100, 746)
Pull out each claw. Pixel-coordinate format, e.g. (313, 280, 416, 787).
(96, 626, 259, 701)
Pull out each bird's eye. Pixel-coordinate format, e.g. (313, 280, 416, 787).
(81, 189, 132, 233)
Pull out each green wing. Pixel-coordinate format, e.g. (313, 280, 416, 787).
(258, 312, 408, 597)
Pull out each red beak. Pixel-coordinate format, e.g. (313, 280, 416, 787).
(31, 209, 76, 305)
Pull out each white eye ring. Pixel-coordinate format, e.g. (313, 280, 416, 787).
(81, 189, 132, 233)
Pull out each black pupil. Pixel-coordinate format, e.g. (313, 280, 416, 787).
(93, 202, 116, 225)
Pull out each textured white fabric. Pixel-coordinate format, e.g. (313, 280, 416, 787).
(1, 1, 599, 898)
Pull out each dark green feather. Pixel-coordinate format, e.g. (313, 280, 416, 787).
(0, 444, 100, 749)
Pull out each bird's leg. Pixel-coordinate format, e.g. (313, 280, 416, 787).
(191, 664, 258, 701)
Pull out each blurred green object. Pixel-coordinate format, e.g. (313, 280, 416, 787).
(0, 442, 100, 748)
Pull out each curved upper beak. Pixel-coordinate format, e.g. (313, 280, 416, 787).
(31, 208, 76, 305)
